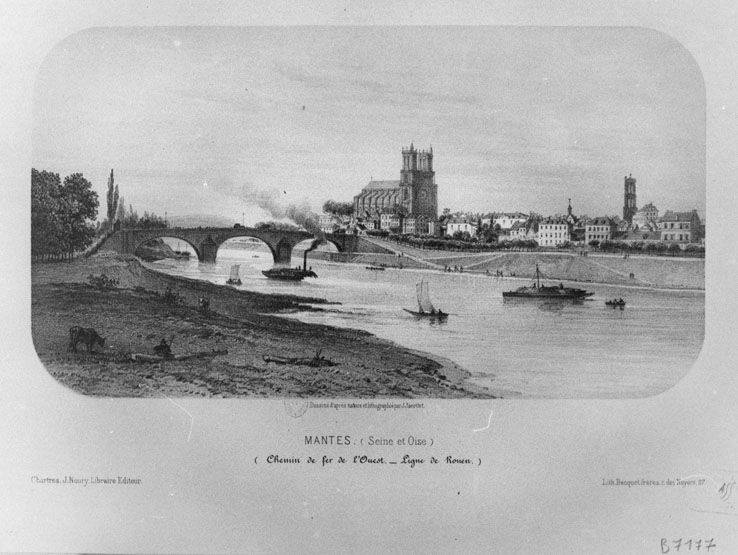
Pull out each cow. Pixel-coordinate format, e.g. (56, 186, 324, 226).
(68, 326, 106, 353)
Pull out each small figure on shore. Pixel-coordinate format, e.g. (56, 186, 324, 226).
(163, 286, 179, 305)
(198, 297, 210, 313)
(153, 338, 173, 359)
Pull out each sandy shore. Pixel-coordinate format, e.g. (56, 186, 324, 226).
(31, 253, 495, 398)
(360, 238, 705, 290)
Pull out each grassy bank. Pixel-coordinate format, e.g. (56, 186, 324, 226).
(363, 238, 705, 290)
(31, 254, 494, 398)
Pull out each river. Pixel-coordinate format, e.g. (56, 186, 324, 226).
(150, 242, 704, 399)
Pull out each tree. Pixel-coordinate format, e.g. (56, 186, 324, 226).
(116, 196, 126, 222)
(31, 169, 63, 259)
(668, 242, 682, 255)
(61, 173, 98, 254)
(106, 169, 116, 222)
(113, 184, 119, 221)
(31, 169, 98, 259)
(322, 200, 354, 217)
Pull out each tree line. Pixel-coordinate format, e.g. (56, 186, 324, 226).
(31, 169, 98, 260)
(32, 168, 168, 261)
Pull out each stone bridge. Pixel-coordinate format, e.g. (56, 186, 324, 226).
(102, 226, 362, 264)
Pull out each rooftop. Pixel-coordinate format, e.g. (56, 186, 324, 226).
(587, 217, 615, 226)
(363, 180, 401, 190)
(660, 210, 699, 222)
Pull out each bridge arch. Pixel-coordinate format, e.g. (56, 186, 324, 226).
(294, 238, 341, 252)
(134, 235, 202, 261)
(214, 236, 278, 264)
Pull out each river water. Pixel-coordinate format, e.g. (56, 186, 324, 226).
(150, 243, 704, 399)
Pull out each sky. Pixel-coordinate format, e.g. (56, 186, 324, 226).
(32, 26, 705, 225)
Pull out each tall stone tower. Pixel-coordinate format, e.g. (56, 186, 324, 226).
(400, 143, 437, 220)
(623, 174, 637, 223)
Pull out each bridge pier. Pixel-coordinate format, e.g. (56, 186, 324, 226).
(200, 238, 218, 263)
(273, 239, 294, 265)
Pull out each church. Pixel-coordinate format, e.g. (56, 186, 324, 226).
(353, 144, 438, 227)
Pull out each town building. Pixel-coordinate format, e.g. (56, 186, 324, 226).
(585, 217, 617, 244)
(523, 220, 539, 242)
(493, 212, 528, 230)
(353, 144, 438, 227)
(379, 212, 401, 231)
(318, 214, 340, 234)
(562, 199, 588, 244)
(623, 174, 637, 223)
(537, 217, 570, 246)
(509, 221, 525, 240)
(402, 214, 430, 235)
(632, 202, 659, 231)
(446, 218, 477, 237)
(659, 210, 701, 243)
(508, 220, 539, 243)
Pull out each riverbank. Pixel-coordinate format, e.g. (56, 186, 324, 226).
(31, 254, 495, 398)
(347, 239, 705, 290)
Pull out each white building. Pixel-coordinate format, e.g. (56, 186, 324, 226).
(318, 214, 340, 234)
(446, 219, 477, 237)
(493, 212, 528, 230)
(537, 218, 570, 246)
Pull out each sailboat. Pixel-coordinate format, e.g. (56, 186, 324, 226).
(226, 264, 242, 285)
(172, 241, 190, 259)
(403, 280, 448, 320)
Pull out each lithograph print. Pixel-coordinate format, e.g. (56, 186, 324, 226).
(31, 26, 705, 398)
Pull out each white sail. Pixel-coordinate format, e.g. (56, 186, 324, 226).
(229, 264, 240, 281)
(416, 280, 435, 313)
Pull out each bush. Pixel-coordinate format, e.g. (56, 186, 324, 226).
(87, 273, 119, 289)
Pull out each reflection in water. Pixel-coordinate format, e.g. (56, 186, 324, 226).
(150, 245, 704, 398)
(503, 297, 584, 313)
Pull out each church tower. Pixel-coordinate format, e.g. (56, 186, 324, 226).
(623, 174, 637, 223)
(400, 143, 437, 220)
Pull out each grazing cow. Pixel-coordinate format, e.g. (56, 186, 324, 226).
(68, 326, 106, 353)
